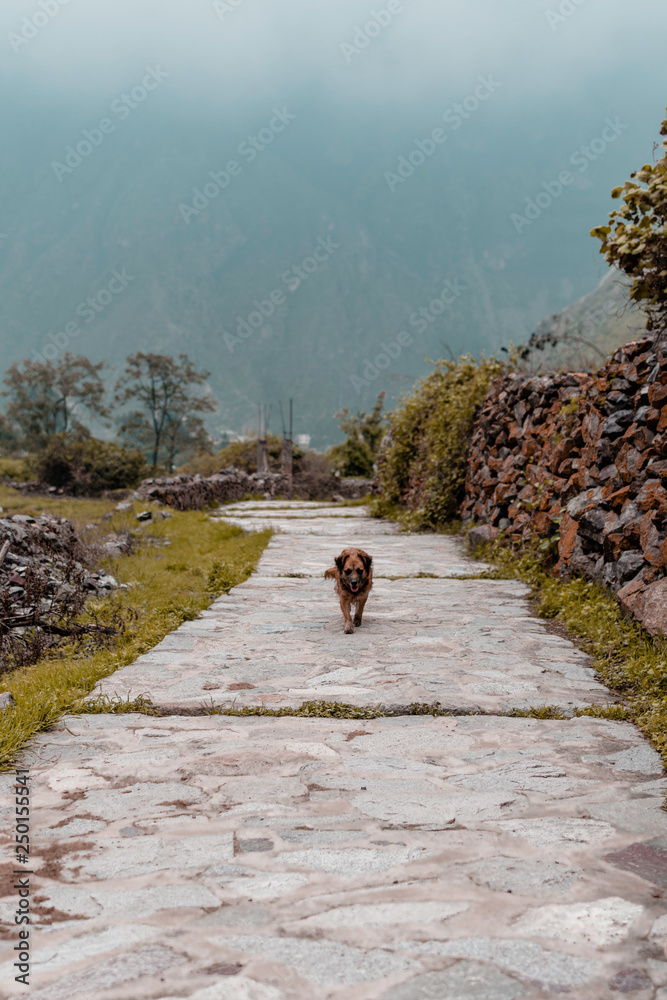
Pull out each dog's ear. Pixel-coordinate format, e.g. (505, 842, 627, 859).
(335, 554, 346, 573)
(361, 552, 373, 573)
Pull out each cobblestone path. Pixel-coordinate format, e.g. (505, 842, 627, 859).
(2, 502, 667, 1000)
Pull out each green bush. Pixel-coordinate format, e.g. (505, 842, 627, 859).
(327, 436, 376, 478)
(373, 356, 503, 529)
(34, 434, 148, 495)
(327, 392, 386, 478)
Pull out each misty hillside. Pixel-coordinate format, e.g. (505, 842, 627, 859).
(519, 271, 647, 373)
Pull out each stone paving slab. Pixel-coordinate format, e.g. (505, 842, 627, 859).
(93, 575, 611, 713)
(1, 714, 666, 1000)
(93, 504, 610, 713)
(257, 533, 483, 578)
(212, 503, 399, 538)
(216, 504, 375, 519)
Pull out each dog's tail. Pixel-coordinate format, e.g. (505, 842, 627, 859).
(324, 567, 337, 580)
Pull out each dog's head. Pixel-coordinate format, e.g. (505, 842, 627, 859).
(335, 548, 372, 594)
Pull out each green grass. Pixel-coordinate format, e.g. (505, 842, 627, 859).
(0, 491, 271, 769)
(0, 484, 120, 527)
(479, 541, 667, 760)
(81, 694, 162, 715)
(76, 696, 384, 720)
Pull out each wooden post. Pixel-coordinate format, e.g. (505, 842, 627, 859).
(257, 404, 270, 475)
(281, 437, 293, 496)
(279, 398, 293, 497)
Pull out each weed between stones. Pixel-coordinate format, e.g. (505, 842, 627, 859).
(72, 697, 632, 723)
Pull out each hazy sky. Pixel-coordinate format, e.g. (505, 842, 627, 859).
(2, 0, 666, 111)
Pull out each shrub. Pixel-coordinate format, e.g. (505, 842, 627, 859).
(327, 392, 386, 478)
(374, 356, 503, 529)
(592, 109, 667, 332)
(327, 436, 376, 478)
(34, 435, 148, 495)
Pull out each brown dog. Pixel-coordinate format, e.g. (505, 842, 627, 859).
(324, 548, 373, 634)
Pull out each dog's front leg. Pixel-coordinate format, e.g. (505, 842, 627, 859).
(339, 594, 354, 634)
(353, 593, 368, 628)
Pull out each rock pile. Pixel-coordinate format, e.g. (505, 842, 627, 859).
(0, 513, 118, 597)
(0, 513, 123, 670)
(462, 335, 667, 635)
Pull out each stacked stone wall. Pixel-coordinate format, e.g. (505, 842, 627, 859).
(462, 336, 667, 634)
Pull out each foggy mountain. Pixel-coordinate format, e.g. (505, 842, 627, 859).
(1, 0, 666, 447)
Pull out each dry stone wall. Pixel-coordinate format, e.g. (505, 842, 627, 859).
(137, 467, 373, 509)
(136, 468, 288, 510)
(462, 336, 667, 635)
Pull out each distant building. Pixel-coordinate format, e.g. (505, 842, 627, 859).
(295, 434, 311, 449)
(214, 428, 244, 448)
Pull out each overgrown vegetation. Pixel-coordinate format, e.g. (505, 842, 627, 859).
(0, 492, 270, 769)
(479, 540, 667, 760)
(592, 108, 667, 332)
(372, 357, 503, 529)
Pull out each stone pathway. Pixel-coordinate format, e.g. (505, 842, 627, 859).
(1, 502, 667, 999)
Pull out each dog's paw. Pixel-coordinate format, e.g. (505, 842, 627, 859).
(353, 617, 362, 627)
(344, 624, 355, 634)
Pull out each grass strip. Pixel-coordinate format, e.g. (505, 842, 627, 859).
(208, 700, 384, 719)
(0, 494, 270, 769)
(75, 697, 385, 720)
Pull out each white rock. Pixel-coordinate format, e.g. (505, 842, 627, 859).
(515, 896, 643, 947)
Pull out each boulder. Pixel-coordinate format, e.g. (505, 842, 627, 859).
(467, 525, 499, 551)
(618, 578, 667, 637)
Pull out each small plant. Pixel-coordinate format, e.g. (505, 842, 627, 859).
(78, 694, 160, 715)
(206, 558, 250, 595)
